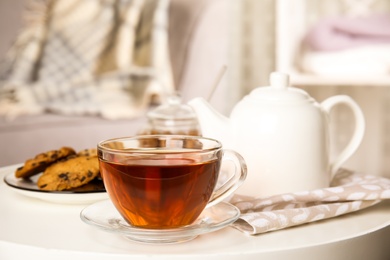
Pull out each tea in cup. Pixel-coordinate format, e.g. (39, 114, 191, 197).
(97, 135, 247, 229)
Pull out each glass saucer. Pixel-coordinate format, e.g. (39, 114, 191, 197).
(80, 199, 240, 244)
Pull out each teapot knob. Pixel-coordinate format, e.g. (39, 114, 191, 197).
(270, 72, 289, 90)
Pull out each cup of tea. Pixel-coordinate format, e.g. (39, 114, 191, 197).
(97, 135, 247, 229)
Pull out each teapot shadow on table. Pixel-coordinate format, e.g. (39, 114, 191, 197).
(188, 72, 365, 198)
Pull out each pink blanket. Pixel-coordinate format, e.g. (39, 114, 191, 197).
(304, 14, 390, 51)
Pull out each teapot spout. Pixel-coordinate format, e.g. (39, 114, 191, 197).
(188, 97, 230, 145)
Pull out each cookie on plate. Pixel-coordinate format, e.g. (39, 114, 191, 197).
(15, 147, 76, 179)
(69, 178, 105, 192)
(77, 148, 97, 157)
(37, 156, 100, 191)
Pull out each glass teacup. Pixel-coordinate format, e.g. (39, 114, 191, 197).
(97, 135, 247, 229)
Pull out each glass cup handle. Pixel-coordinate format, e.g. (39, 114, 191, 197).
(206, 149, 247, 208)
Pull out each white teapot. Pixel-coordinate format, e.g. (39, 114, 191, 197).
(188, 72, 365, 197)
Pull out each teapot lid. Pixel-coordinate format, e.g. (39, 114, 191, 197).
(249, 72, 311, 102)
(147, 94, 198, 120)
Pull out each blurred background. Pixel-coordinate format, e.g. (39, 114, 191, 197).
(1, 0, 390, 178)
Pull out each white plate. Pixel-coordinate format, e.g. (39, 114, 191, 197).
(3, 165, 108, 204)
(80, 199, 241, 244)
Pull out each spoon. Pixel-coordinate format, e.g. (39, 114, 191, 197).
(206, 65, 227, 101)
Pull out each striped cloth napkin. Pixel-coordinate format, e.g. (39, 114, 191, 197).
(231, 169, 390, 235)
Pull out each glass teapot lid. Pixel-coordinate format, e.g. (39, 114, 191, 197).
(147, 94, 198, 121)
(144, 94, 201, 135)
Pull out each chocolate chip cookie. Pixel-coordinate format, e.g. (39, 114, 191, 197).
(37, 155, 100, 191)
(77, 148, 97, 157)
(15, 147, 76, 179)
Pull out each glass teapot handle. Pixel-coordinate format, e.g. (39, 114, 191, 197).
(321, 95, 365, 179)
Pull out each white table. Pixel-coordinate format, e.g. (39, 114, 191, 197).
(1, 164, 389, 260)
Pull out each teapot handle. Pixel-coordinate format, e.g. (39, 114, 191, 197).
(321, 95, 365, 180)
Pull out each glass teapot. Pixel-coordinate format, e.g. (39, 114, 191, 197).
(139, 94, 201, 136)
